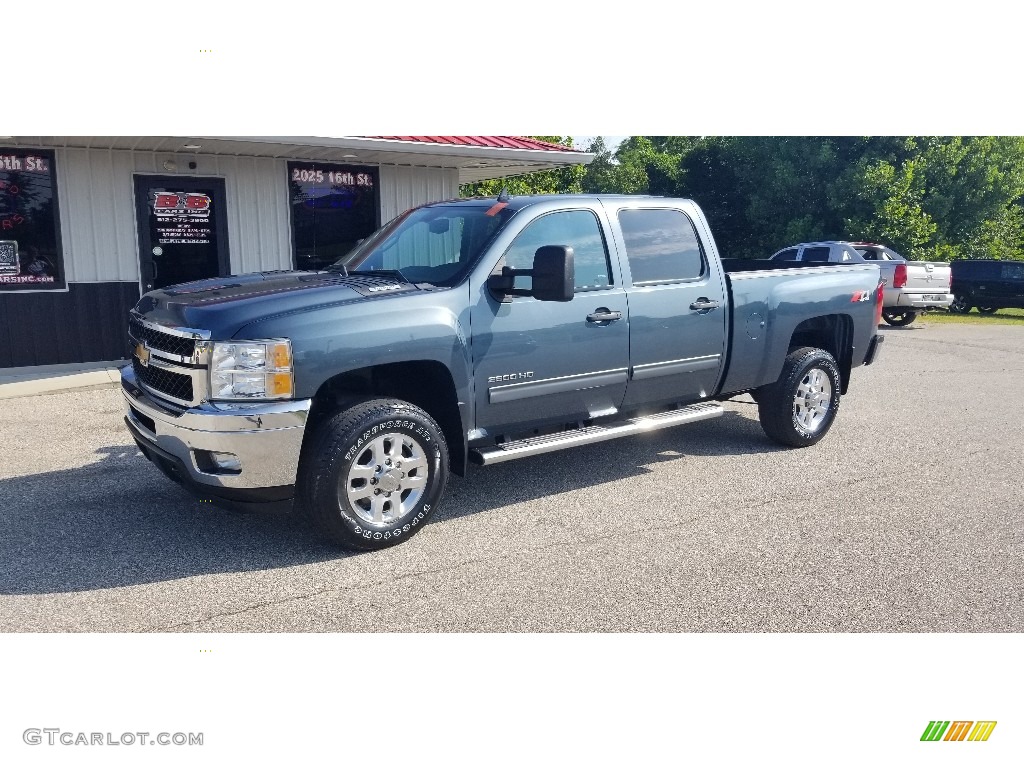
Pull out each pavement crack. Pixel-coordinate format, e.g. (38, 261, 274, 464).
(149, 516, 706, 632)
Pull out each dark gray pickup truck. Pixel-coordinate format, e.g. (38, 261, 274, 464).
(122, 195, 884, 549)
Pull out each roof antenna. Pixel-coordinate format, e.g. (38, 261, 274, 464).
(497, 187, 511, 203)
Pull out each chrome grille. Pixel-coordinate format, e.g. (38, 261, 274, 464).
(133, 358, 194, 402)
(128, 317, 197, 358)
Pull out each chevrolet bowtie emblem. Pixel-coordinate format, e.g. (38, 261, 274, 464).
(136, 341, 151, 367)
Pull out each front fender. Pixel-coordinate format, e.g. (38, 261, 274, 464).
(233, 288, 474, 431)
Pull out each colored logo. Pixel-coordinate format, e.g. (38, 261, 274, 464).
(921, 721, 997, 742)
(136, 341, 150, 367)
(151, 192, 211, 214)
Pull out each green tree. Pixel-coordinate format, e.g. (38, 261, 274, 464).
(581, 136, 699, 195)
(465, 135, 1024, 263)
(607, 136, 688, 195)
(459, 136, 585, 197)
(580, 137, 619, 193)
(847, 136, 1024, 260)
(675, 136, 1024, 261)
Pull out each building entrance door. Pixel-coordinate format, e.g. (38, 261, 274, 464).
(134, 175, 230, 291)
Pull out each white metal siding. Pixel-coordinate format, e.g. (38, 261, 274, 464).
(52, 149, 459, 283)
(379, 166, 460, 223)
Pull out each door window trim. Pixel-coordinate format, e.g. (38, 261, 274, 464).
(492, 207, 616, 296)
(616, 206, 709, 287)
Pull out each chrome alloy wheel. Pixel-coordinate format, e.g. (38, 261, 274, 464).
(793, 368, 833, 433)
(342, 432, 429, 525)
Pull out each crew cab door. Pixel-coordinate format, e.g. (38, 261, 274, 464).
(470, 205, 629, 436)
(609, 203, 727, 408)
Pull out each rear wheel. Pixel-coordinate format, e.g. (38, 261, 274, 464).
(758, 347, 841, 448)
(949, 296, 972, 314)
(298, 398, 449, 550)
(882, 309, 918, 326)
(977, 306, 998, 314)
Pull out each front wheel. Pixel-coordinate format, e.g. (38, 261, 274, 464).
(977, 306, 998, 314)
(949, 296, 972, 314)
(758, 347, 841, 448)
(298, 398, 449, 550)
(882, 309, 918, 326)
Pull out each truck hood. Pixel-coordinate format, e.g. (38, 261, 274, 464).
(133, 270, 417, 338)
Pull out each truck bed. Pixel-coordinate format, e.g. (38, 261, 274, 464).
(716, 259, 881, 396)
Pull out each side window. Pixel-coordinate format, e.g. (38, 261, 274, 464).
(773, 248, 798, 261)
(503, 209, 612, 292)
(801, 247, 831, 262)
(1002, 263, 1024, 281)
(618, 208, 705, 283)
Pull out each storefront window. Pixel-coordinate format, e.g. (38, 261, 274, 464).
(288, 162, 379, 272)
(0, 148, 65, 291)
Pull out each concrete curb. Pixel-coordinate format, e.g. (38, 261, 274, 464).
(0, 363, 126, 400)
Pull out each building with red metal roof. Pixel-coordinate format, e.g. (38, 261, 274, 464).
(0, 136, 593, 368)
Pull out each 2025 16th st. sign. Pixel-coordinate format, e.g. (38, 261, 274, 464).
(0, 148, 66, 291)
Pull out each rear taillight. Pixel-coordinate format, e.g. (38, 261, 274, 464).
(875, 280, 884, 326)
(894, 263, 907, 288)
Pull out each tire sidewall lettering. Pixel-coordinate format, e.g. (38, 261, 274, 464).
(344, 419, 432, 461)
(336, 414, 443, 541)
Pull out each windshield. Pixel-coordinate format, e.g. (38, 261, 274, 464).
(332, 203, 515, 286)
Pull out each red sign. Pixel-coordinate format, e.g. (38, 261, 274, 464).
(150, 190, 213, 245)
(152, 192, 211, 213)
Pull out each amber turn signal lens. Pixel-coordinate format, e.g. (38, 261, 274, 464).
(267, 372, 293, 398)
(269, 342, 292, 370)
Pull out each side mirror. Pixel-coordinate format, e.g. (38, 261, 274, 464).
(531, 245, 574, 302)
(487, 245, 575, 303)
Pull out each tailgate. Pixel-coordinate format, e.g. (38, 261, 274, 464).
(904, 261, 951, 293)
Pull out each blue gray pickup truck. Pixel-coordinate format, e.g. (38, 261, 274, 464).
(122, 195, 884, 549)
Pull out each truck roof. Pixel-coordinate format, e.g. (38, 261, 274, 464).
(426, 193, 685, 212)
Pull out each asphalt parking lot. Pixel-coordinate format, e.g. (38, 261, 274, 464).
(1, 322, 1022, 632)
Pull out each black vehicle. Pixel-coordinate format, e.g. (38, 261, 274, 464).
(949, 259, 1024, 314)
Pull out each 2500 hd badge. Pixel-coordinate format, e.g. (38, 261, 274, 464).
(487, 372, 534, 383)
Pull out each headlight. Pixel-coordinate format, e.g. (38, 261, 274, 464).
(209, 340, 294, 400)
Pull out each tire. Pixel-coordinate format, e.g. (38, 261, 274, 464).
(949, 295, 972, 314)
(977, 306, 998, 314)
(758, 347, 841, 448)
(297, 398, 449, 550)
(882, 309, 918, 326)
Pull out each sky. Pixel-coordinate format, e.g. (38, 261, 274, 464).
(572, 136, 627, 153)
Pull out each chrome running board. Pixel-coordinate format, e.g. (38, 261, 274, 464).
(469, 402, 724, 466)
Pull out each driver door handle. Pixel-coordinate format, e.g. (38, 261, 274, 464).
(689, 298, 720, 312)
(587, 308, 623, 323)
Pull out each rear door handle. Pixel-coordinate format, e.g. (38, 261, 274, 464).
(689, 298, 720, 312)
(587, 308, 623, 323)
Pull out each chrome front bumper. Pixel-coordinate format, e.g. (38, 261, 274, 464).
(122, 365, 311, 492)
